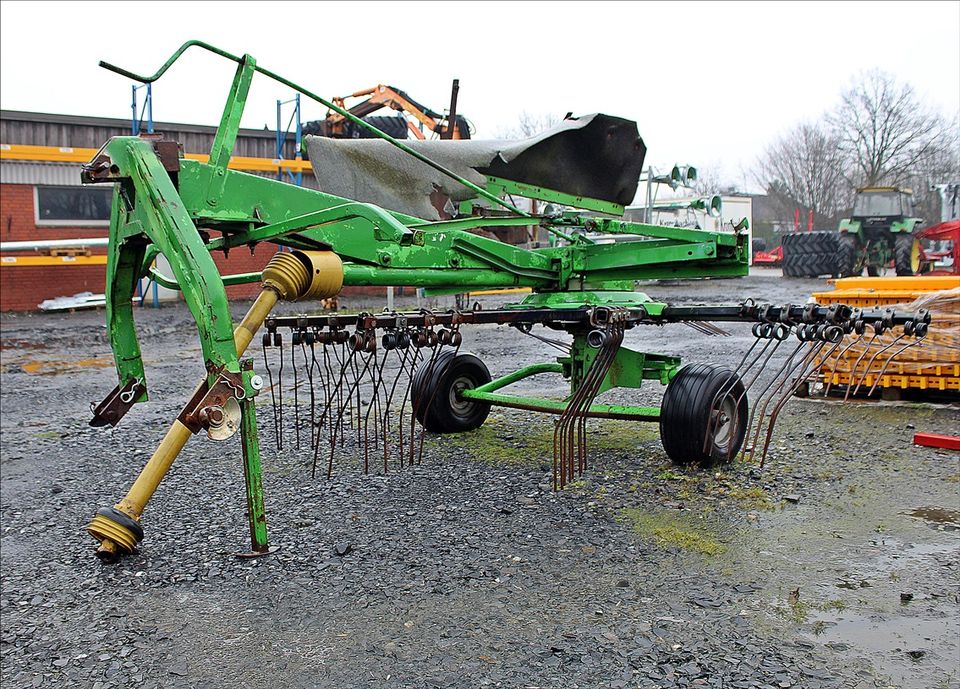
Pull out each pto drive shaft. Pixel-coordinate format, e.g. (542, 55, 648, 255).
(87, 251, 342, 563)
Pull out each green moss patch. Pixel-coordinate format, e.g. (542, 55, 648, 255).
(619, 507, 725, 556)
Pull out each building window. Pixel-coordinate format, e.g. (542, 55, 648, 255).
(35, 186, 112, 226)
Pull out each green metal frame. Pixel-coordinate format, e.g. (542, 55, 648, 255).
(460, 341, 679, 421)
(86, 41, 750, 552)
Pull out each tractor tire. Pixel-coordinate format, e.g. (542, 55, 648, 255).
(895, 233, 921, 276)
(805, 231, 837, 255)
(411, 351, 491, 433)
(790, 251, 836, 277)
(781, 254, 799, 277)
(349, 115, 409, 140)
(781, 232, 838, 277)
(660, 363, 748, 466)
(836, 233, 861, 277)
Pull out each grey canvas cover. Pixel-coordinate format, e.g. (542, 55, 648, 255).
(305, 113, 646, 220)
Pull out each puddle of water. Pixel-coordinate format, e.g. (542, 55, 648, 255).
(866, 539, 959, 577)
(804, 610, 959, 688)
(19, 358, 113, 376)
(905, 506, 960, 532)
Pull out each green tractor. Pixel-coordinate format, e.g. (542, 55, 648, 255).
(837, 187, 923, 277)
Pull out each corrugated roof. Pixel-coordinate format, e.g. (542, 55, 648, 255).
(1, 109, 298, 159)
(1, 160, 84, 186)
(1, 109, 281, 139)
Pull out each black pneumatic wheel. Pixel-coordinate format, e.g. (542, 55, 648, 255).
(411, 351, 492, 433)
(836, 233, 861, 277)
(894, 233, 921, 276)
(660, 363, 749, 466)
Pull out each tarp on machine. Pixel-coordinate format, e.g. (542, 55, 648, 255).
(305, 113, 646, 220)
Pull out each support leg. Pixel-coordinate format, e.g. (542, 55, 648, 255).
(239, 396, 272, 555)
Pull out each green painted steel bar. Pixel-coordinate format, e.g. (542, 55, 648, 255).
(100, 41, 529, 218)
(590, 217, 741, 245)
(460, 361, 662, 420)
(239, 396, 269, 552)
(206, 202, 414, 252)
(208, 55, 256, 174)
(408, 215, 551, 233)
(339, 264, 549, 289)
(104, 138, 240, 374)
(105, 186, 148, 397)
(485, 176, 625, 216)
(473, 363, 565, 392)
(462, 388, 661, 421)
(148, 266, 263, 290)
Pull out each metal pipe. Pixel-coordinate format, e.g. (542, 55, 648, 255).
(1, 238, 109, 251)
(99, 40, 529, 218)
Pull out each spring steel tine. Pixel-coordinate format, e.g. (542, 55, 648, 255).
(852, 332, 906, 397)
(362, 348, 389, 474)
(683, 321, 712, 336)
(716, 331, 772, 460)
(304, 340, 317, 449)
(564, 343, 600, 482)
(824, 330, 865, 397)
(261, 334, 281, 452)
(313, 339, 329, 444)
(292, 333, 301, 450)
(714, 328, 784, 459)
(844, 330, 881, 402)
(276, 333, 285, 450)
(409, 339, 442, 467)
(310, 337, 344, 479)
(702, 321, 732, 337)
(747, 325, 830, 460)
(385, 342, 417, 470)
(378, 346, 401, 472)
(579, 317, 623, 472)
(757, 331, 846, 464)
(754, 333, 838, 464)
(867, 333, 927, 396)
(378, 342, 402, 469)
(555, 312, 619, 488)
(744, 332, 812, 457)
(397, 345, 423, 468)
(417, 335, 463, 465)
(326, 344, 361, 479)
(712, 327, 788, 459)
(342, 344, 377, 452)
(309, 344, 331, 479)
(723, 328, 792, 457)
(704, 330, 768, 456)
(585, 318, 624, 467)
(556, 341, 592, 487)
(742, 333, 807, 457)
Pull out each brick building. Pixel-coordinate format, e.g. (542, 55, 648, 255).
(0, 110, 310, 311)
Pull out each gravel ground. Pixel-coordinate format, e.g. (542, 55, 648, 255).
(1, 270, 958, 689)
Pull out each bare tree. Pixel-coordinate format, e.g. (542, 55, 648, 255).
(495, 111, 561, 139)
(691, 164, 739, 196)
(755, 121, 849, 228)
(828, 70, 955, 188)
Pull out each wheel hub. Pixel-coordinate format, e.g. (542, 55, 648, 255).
(711, 396, 737, 447)
(449, 375, 476, 417)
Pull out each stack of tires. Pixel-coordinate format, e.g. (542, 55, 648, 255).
(781, 231, 838, 278)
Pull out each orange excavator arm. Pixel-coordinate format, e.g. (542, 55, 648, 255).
(322, 83, 469, 140)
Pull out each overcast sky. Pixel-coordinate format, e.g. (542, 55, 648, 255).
(1, 0, 957, 192)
